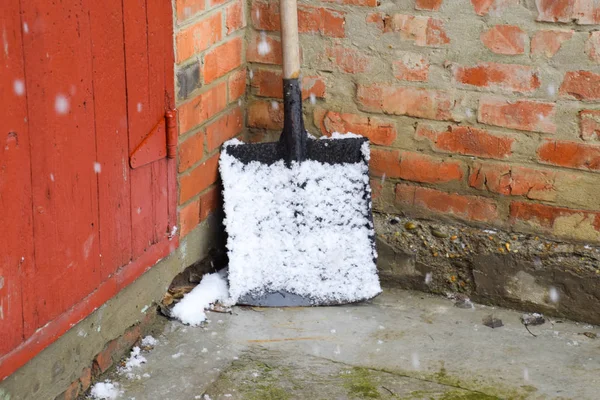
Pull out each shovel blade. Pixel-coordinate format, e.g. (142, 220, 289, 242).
(220, 135, 381, 306)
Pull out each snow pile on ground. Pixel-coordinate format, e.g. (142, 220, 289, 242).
(220, 133, 381, 304)
(171, 270, 231, 326)
(141, 335, 158, 347)
(90, 380, 122, 400)
(118, 346, 146, 379)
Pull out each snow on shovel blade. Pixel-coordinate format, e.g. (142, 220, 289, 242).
(219, 134, 382, 306)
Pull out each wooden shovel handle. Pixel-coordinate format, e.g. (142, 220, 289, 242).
(279, 0, 301, 79)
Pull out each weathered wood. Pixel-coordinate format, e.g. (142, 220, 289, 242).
(0, 0, 33, 355)
(20, 0, 101, 334)
(89, 0, 133, 278)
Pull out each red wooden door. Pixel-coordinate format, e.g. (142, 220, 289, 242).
(0, 0, 176, 380)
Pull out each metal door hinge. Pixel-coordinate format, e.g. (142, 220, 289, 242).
(130, 109, 177, 169)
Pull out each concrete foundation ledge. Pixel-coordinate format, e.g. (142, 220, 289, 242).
(0, 214, 223, 400)
(375, 212, 600, 325)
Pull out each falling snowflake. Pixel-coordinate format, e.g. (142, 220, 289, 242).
(55, 94, 70, 115)
(257, 32, 270, 56)
(411, 352, 420, 369)
(94, 162, 102, 174)
(13, 80, 25, 96)
(23, 22, 29, 34)
(425, 272, 433, 285)
(549, 287, 559, 303)
(309, 93, 317, 104)
(137, 102, 143, 112)
(271, 101, 279, 110)
(523, 367, 529, 382)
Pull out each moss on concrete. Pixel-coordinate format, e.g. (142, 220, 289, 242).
(342, 367, 381, 398)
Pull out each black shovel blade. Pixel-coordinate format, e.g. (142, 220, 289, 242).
(219, 135, 381, 307)
(224, 136, 368, 165)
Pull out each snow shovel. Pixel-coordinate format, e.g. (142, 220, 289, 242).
(219, 0, 381, 306)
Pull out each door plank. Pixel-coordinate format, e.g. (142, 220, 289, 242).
(89, 0, 132, 277)
(123, 0, 156, 257)
(0, 0, 33, 355)
(147, 0, 169, 243)
(20, 0, 101, 334)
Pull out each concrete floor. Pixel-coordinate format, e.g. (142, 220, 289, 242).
(96, 289, 600, 399)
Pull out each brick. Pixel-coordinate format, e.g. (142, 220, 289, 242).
(535, 0, 575, 22)
(57, 381, 80, 400)
(251, 69, 282, 98)
(226, 0, 245, 34)
(178, 131, 204, 173)
(326, 45, 370, 74)
(531, 30, 573, 58)
(120, 325, 141, 351)
(395, 184, 498, 222)
(537, 139, 600, 171)
(252, 1, 279, 30)
(370, 148, 402, 177)
(206, 107, 243, 151)
(298, 5, 346, 37)
(203, 37, 243, 84)
(416, 0, 443, 11)
(580, 110, 600, 141)
(470, 0, 519, 15)
(559, 70, 600, 101)
(510, 201, 600, 237)
(416, 124, 513, 159)
(179, 153, 220, 204)
(247, 32, 282, 65)
(383, 14, 450, 47)
(93, 339, 118, 374)
(370, 149, 463, 183)
(452, 62, 540, 93)
(366, 13, 385, 31)
(177, 61, 201, 100)
(80, 367, 92, 391)
(228, 69, 246, 102)
(175, 0, 205, 22)
(469, 162, 557, 201)
(586, 31, 600, 63)
(370, 178, 383, 200)
(251, 70, 325, 99)
(175, 13, 222, 63)
(398, 152, 464, 184)
(535, 0, 600, 25)
(393, 53, 429, 82)
(247, 100, 284, 130)
(322, 0, 378, 6)
(252, 1, 346, 38)
(302, 76, 326, 100)
(357, 84, 455, 121)
(478, 95, 556, 133)
(178, 82, 228, 133)
(318, 110, 397, 146)
(179, 198, 200, 237)
(200, 186, 222, 221)
(481, 25, 526, 55)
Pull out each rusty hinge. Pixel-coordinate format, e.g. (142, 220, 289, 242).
(129, 109, 177, 169)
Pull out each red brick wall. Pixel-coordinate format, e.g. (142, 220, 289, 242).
(174, 0, 246, 236)
(244, 0, 600, 243)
